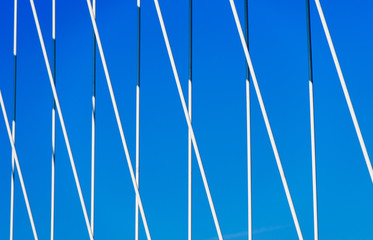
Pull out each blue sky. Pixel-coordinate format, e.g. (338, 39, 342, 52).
(1, 0, 373, 239)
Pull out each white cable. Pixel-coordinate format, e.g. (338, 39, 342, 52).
(90, 0, 96, 235)
(50, 0, 56, 239)
(246, 79, 252, 240)
(10, 1, 18, 239)
(13, 0, 17, 56)
(28, 1, 94, 239)
(188, 79, 192, 240)
(309, 81, 318, 240)
(229, 1, 304, 239)
(135, 84, 140, 240)
(153, 1, 224, 239)
(0, 91, 39, 240)
(51, 108, 56, 240)
(10, 121, 15, 240)
(91, 95, 95, 234)
(314, 0, 373, 183)
(85, 1, 152, 239)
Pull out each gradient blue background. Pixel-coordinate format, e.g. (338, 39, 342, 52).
(1, 0, 373, 239)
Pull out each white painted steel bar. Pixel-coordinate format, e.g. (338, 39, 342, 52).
(246, 78, 251, 240)
(305, 1, 318, 239)
(188, 0, 192, 239)
(50, 0, 56, 239)
(0, 91, 39, 240)
(10, 0, 18, 239)
(244, 0, 251, 239)
(314, 0, 373, 183)
(85, 1, 152, 239)
(90, 0, 97, 235)
(135, 1, 141, 240)
(229, 1, 304, 239)
(153, 1, 223, 239)
(28, 1, 94, 239)
(309, 82, 318, 240)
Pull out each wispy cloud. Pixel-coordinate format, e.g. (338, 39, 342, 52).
(208, 224, 290, 240)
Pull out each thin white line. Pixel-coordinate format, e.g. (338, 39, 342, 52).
(0, 91, 39, 240)
(91, 0, 96, 235)
(188, 79, 192, 240)
(314, 0, 373, 183)
(153, 1, 223, 239)
(52, 0, 55, 40)
(229, 1, 303, 239)
(28, 1, 94, 239)
(309, 81, 318, 240)
(90, 96, 95, 234)
(10, 121, 15, 240)
(246, 79, 251, 240)
(50, 108, 56, 240)
(11, 0, 17, 238)
(13, 0, 17, 56)
(135, 85, 140, 240)
(86, 1, 152, 239)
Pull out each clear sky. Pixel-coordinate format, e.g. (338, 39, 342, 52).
(1, 0, 373, 239)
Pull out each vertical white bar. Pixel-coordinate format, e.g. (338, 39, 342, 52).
(309, 81, 318, 240)
(90, 0, 96, 235)
(188, 79, 192, 240)
(135, 1, 141, 239)
(314, 0, 373, 183)
(10, 0, 18, 239)
(50, 0, 56, 239)
(135, 85, 140, 240)
(10, 121, 15, 240)
(229, 1, 303, 239)
(246, 79, 251, 240)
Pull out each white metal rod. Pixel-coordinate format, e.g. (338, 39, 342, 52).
(135, 1, 141, 240)
(309, 81, 318, 240)
(10, 0, 18, 239)
(246, 79, 251, 240)
(188, 79, 192, 240)
(314, 0, 373, 183)
(85, 1, 152, 239)
(244, 1, 252, 239)
(229, 1, 304, 239)
(305, 1, 318, 239)
(153, 1, 223, 239)
(188, 0, 192, 239)
(90, 0, 96, 235)
(0, 91, 39, 240)
(28, 1, 94, 239)
(50, 0, 56, 239)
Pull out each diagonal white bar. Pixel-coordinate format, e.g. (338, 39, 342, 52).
(314, 0, 373, 183)
(28, 0, 94, 239)
(0, 91, 39, 240)
(229, 1, 304, 239)
(85, 1, 152, 239)
(153, 1, 223, 239)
